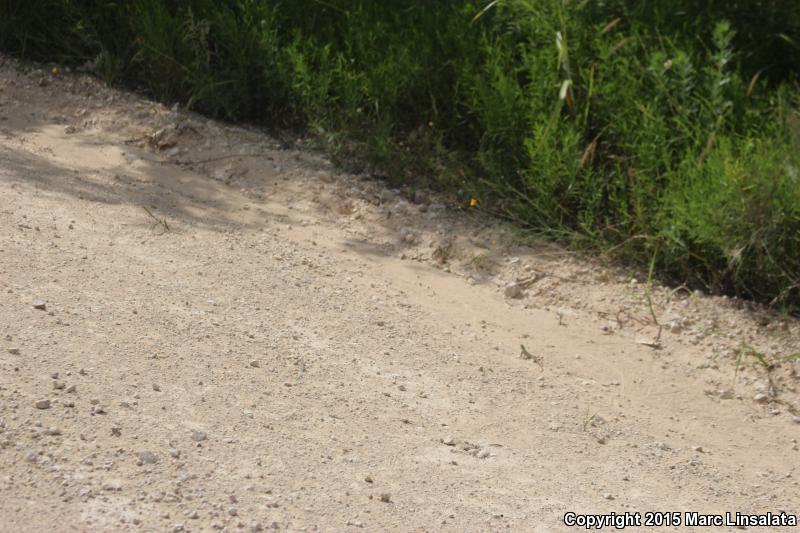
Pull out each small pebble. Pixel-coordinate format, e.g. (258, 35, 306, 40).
(34, 400, 51, 410)
(379, 493, 391, 503)
(152, 383, 161, 392)
(249, 360, 260, 368)
(504, 283, 524, 299)
(442, 436, 455, 446)
(33, 300, 47, 310)
(191, 430, 207, 442)
(138, 451, 158, 465)
(102, 479, 123, 491)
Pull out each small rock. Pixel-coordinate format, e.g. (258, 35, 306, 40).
(191, 430, 207, 442)
(476, 448, 491, 459)
(44, 427, 61, 436)
(379, 493, 391, 503)
(169, 448, 181, 458)
(604, 493, 614, 500)
(24, 451, 38, 463)
(249, 360, 260, 368)
(53, 381, 65, 390)
(442, 436, 455, 446)
(152, 383, 161, 392)
(753, 393, 770, 403)
(503, 283, 524, 299)
(364, 475, 373, 483)
(91, 405, 106, 415)
(33, 300, 47, 310)
(138, 451, 158, 465)
(34, 400, 51, 410)
(66, 385, 77, 393)
(793, 416, 800, 425)
(102, 479, 123, 491)
(228, 507, 238, 516)
(692, 446, 704, 453)
(7, 348, 20, 355)
(720, 389, 735, 400)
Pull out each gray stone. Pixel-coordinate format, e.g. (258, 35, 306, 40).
(34, 399, 51, 410)
(504, 283, 524, 299)
(138, 451, 158, 465)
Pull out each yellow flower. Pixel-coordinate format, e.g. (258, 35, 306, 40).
(469, 198, 478, 207)
(51, 67, 59, 75)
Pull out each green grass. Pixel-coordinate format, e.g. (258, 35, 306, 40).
(2, 0, 799, 309)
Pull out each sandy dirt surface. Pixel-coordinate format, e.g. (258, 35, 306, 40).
(1, 56, 799, 532)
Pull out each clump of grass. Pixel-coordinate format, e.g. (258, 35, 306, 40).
(2, 0, 799, 310)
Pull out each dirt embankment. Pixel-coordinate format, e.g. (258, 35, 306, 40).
(1, 57, 798, 532)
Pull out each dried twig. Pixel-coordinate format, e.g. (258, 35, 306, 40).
(142, 206, 169, 235)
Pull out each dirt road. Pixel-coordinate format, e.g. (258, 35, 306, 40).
(1, 57, 799, 532)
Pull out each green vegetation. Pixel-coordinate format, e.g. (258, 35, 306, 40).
(2, 0, 799, 309)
